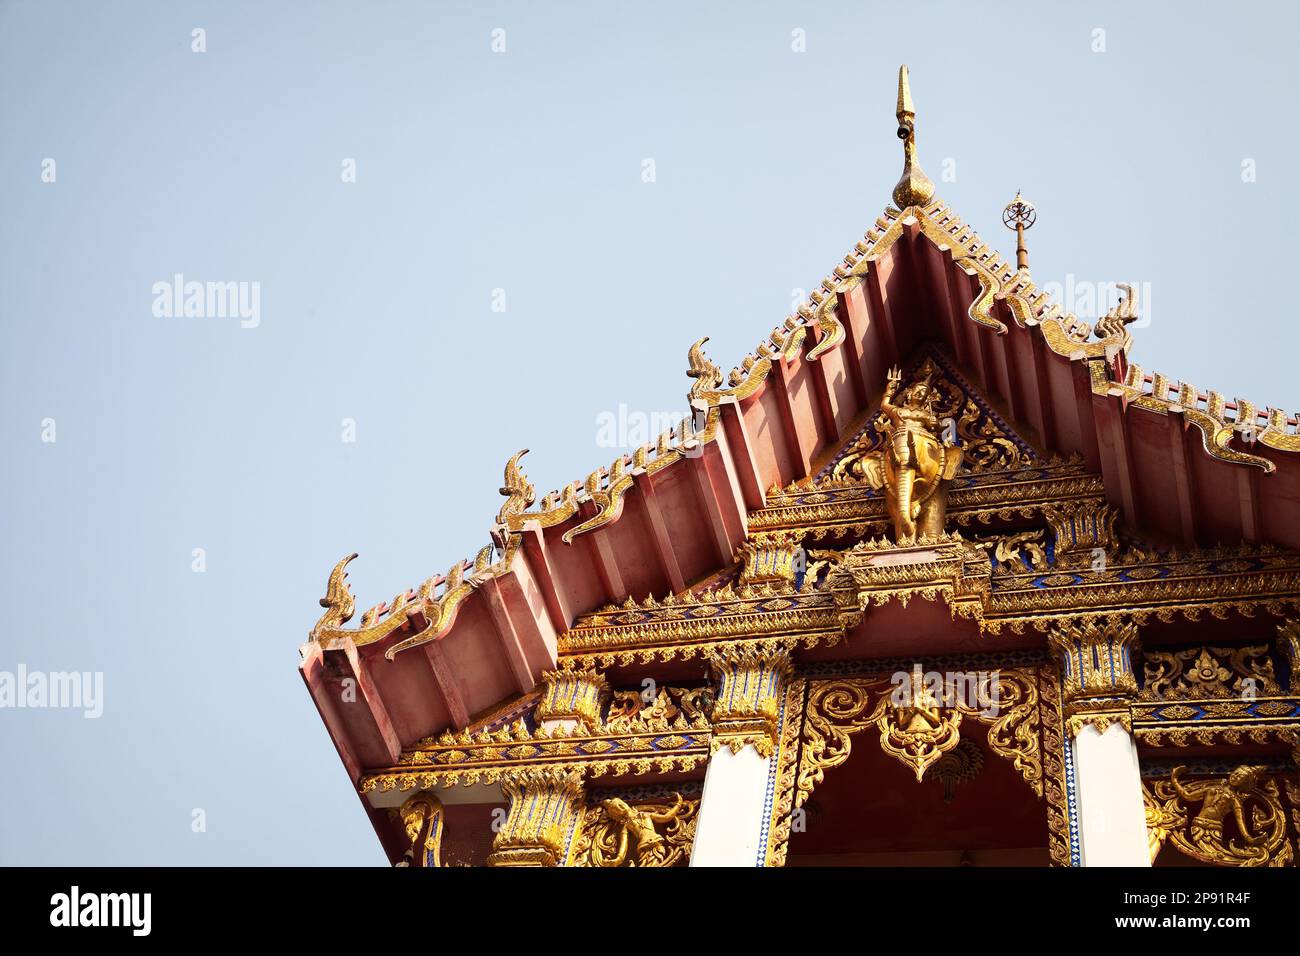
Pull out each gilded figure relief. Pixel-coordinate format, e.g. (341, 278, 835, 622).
(1144, 766, 1293, 867)
(572, 792, 698, 867)
(853, 361, 962, 543)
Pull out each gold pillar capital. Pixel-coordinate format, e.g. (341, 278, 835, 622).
(1049, 617, 1139, 737)
(534, 666, 608, 731)
(1044, 500, 1119, 560)
(738, 532, 802, 589)
(705, 645, 792, 757)
(487, 768, 585, 867)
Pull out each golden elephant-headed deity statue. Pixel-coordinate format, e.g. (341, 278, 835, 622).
(859, 360, 962, 544)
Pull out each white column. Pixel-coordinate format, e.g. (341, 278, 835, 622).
(1051, 618, 1151, 867)
(690, 744, 771, 866)
(689, 646, 789, 867)
(1074, 721, 1151, 867)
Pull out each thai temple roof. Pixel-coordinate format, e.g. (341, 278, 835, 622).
(300, 65, 1300, 794)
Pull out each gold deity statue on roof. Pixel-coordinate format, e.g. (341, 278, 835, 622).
(858, 360, 963, 543)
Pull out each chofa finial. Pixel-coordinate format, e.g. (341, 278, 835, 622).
(891, 65, 935, 209)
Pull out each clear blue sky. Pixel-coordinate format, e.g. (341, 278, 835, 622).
(2, 1, 1296, 864)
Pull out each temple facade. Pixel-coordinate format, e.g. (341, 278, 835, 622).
(299, 68, 1300, 867)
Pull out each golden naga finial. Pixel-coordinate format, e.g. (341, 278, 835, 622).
(687, 336, 723, 400)
(496, 448, 536, 524)
(1094, 283, 1140, 340)
(891, 65, 935, 210)
(1002, 191, 1036, 274)
(313, 552, 358, 637)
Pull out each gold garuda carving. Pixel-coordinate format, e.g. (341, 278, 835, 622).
(870, 667, 1039, 786)
(873, 671, 965, 780)
(572, 793, 698, 867)
(1144, 766, 1294, 867)
(798, 670, 1043, 795)
(852, 361, 962, 544)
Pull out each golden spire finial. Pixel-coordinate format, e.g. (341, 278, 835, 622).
(1001, 190, 1036, 273)
(891, 65, 935, 210)
(896, 63, 915, 124)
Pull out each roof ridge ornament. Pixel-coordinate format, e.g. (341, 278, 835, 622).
(891, 65, 936, 210)
(1002, 191, 1036, 274)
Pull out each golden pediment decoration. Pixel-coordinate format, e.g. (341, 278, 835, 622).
(851, 361, 964, 544)
(1254, 701, 1297, 717)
